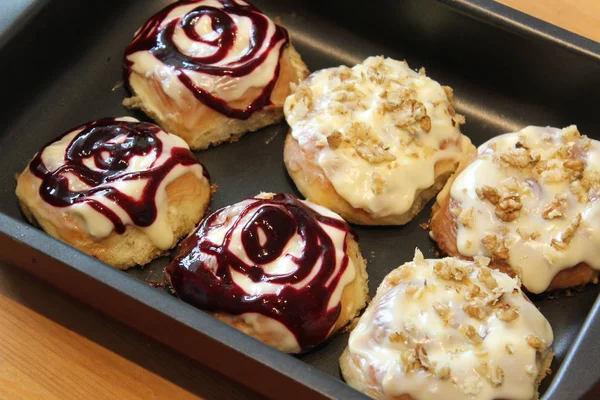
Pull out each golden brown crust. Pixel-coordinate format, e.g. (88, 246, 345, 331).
(284, 132, 475, 226)
(124, 44, 309, 150)
(429, 146, 599, 291)
(16, 169, 211, 270)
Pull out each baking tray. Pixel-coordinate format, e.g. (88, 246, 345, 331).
(1, 0, 600, 398)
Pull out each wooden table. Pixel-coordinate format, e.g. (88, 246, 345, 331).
(1, 1, 599, 399)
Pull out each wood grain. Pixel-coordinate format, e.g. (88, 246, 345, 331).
(0, 1, 599, 399)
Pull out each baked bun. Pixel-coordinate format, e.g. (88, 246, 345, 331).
(15, 117, 211, 270)
(430, 125, 600, 293)
(340, 250, 554, 400)
(283, 56, 474, 225)
(165, 192, 368, 353)
(124, 0, 309, 150)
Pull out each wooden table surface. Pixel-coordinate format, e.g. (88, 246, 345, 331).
(1, 1, 599, 399)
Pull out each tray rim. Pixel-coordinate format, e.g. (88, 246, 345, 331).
(1, 0, 599, 398)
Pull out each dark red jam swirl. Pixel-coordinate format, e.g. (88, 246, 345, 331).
(124, 0, 289, 120)
(29, 118, 206, 233)
(165, 193, 354, 352)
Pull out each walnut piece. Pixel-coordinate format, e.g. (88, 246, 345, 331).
(327, 131, 343, 149)
(476, 186, 501, 205)
(500, 148, 540, 168)
(542, 194, 568, 220)
(481, 234, 510, 260)
(551, 213, 582, 251)
(496, 304, 519, 322)
(478, 268, 498, 290)
(526, 335, 543, 350)
(495, 194, 523, 222)
(462, 324, 483, 344)
(463, 303, 486, 319)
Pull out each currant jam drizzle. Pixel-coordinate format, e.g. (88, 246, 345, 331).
(165, 194, 354, 352)
(29, 118, 205, 233)
(124, 0, 289, 120)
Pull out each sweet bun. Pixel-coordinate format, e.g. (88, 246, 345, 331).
(283, 56, 474, 225)
(341, 250, 554, 400)
(124, 0, 309, 150)
(165, 192, 368, 353)
(16, 117, 211, 269)
(430, 125, 600, 293)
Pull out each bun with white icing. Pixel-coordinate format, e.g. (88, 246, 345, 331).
(340, 250, 554, 400)
(430, 125, 600, 293)
(283, 56, 474, 225)
(124, 0, 309, 150)
(165, 192, 368, 353)
(15, 117, 211, 270)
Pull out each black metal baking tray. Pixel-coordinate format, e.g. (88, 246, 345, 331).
(1, 0, 599, 398)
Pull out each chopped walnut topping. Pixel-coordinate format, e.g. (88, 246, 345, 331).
(478, 268, 498, 290)
(474, 360, 488, 377)
(564, 159, 585, 179)
(505, 344, 515, 354)
(293, 83, 313, 109)
(459, 208, 475, 229)
(496, 304, 519, 322)
(389, 332, 407, 343)
(433, 301, 452, 323)
(542, 194, 568, 220)
(500, 148, 540, 168)
(552, 213, 582, 251)
(476, 186, 501, 205)
(495, 194, 523, 222)
(481, 234, 510, 260)
(420, 115, 432, 132)
(371, 171, 386, 195)
(461, 324, 483, 344)
(400, 349, 419, 373)
(488, 365, 505, 388)
(415, 344, 431, 371)
(405, 283, 419, 295)
(433, 261, 467, 281)
(436, 364, 451, 380)
(327, 130, 343, 149)
(463, 303, 485, 319)
(344, 122, 396, 163)
(526, 335, 543, 350)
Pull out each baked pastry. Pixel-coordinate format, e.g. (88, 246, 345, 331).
(430, 125, 600, 293)
(124, 0, 309, 150)
(15, 117, 211, 270)
(340, 250, 554, 400)
(283, 56, 474, 225)
(165, 192, 368, 353)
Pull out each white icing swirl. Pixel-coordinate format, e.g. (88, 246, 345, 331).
(35, 117, 207, 249)
(125, 0, 287, 113)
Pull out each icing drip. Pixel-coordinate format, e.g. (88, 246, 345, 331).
(345, 250, 553, 400)
(166, 193, 357, 353)
(450, 126, 600, 293)
(124, 0, 289, 119)
(29, 117, 208, 249)
(284, 56, 465, 218)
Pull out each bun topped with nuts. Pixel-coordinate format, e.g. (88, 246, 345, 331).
(283, 56, 474, 225)
(340, 250, 554, 400)
(430, 125, 600, 293)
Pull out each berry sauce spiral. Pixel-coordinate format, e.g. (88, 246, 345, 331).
(166, 193, 355, 352)
(124, 0, 289, 119)
(29, 118, 207, 235)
